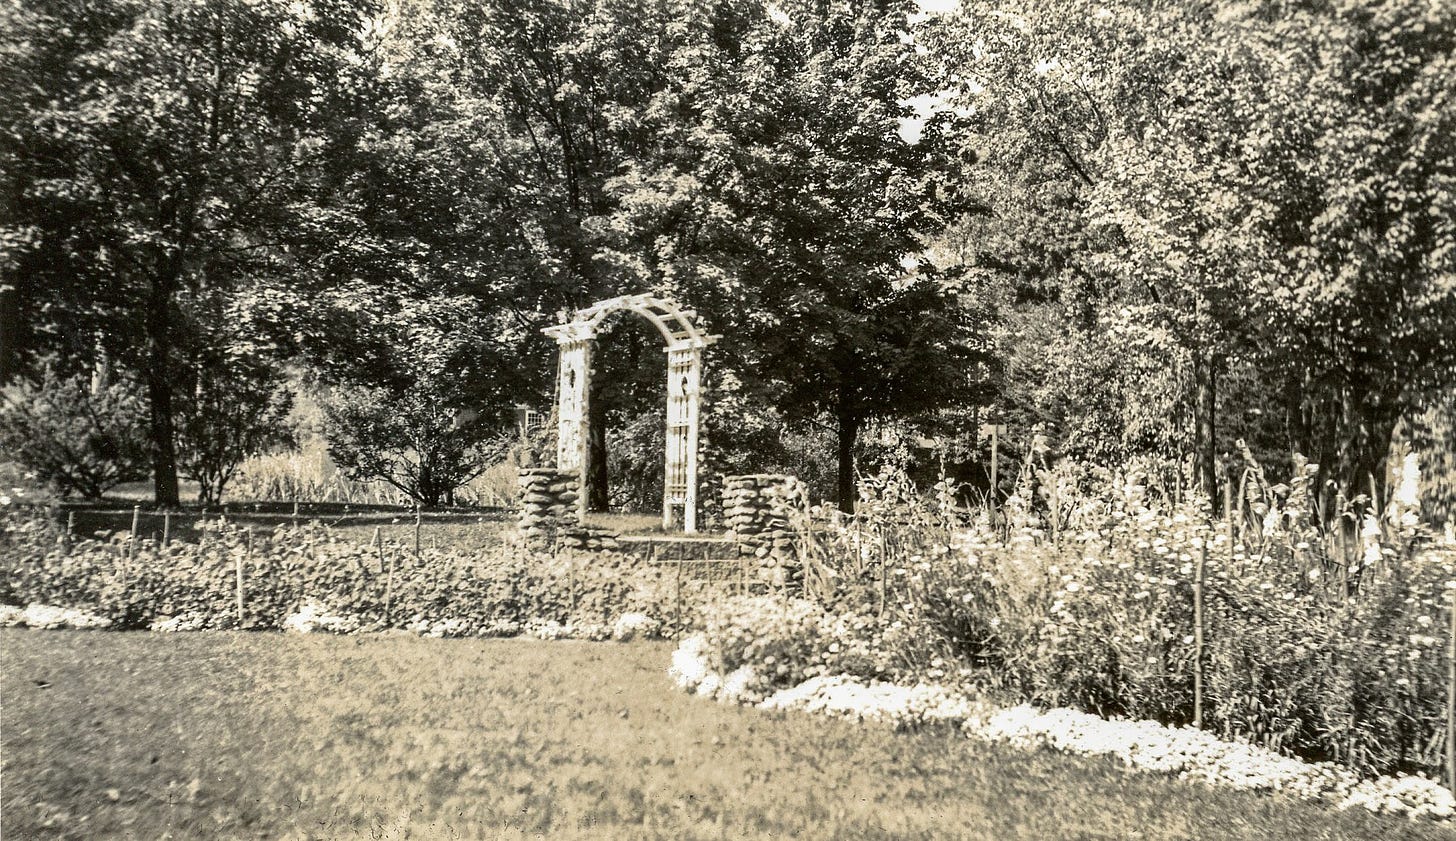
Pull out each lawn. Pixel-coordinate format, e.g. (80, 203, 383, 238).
(2, 631, 1447, 841)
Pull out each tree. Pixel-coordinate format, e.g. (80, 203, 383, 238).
(173, 294, 295, 506)
(1086, 0, 1456, 495)
(0, 364, 150, 499)
(602, 0, 988, 510)
(928, 0, 1456, 503)
(317, 293, 519, 507)
(2, 0, 388, 505)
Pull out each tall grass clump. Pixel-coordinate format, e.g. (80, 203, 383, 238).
(793, 455, 1455, 780)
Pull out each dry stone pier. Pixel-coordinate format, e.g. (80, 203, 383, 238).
(516, 468, 622, 552)
(721, 474, 807, 561)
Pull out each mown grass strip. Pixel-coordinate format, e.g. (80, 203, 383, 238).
(2, 630, 1446, 840)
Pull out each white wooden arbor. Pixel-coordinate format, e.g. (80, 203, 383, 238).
(542, 294, 716, 532)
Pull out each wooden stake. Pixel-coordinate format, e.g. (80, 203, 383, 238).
(1446, 589, 1456, 794)
(130, 505, 140, 557)
(65, 510, 75, 547)
(674, 551, 683, 640)
(990, 425, 999, 509)
(384, 546, 395, 627)
(162, 511, 171, 547)
(1194, 538, 1207, 730)
(1223, 481, 1234, 556)
(237, 528, 251, 627)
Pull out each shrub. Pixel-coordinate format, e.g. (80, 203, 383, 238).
(321, 382, 509, 507)
(175, 351, 294, 506)
(0, 365, 149, 498)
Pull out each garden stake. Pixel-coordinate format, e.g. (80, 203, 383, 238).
(1447, 590, 1456, 794)
(1223, 481, 1234, 558)
(237, 528, 250, 627)
(675, 554, 683, 640)
(1194, 537, 1206, 730)
(385, 547, 395, 626)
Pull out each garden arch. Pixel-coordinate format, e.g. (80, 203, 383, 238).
(542, 294, 716, 532)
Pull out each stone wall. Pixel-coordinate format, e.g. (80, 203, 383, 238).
(721, 474, 807, 561)
(517, 468, 619, 552)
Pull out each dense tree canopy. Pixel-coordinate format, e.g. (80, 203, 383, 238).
(2, 0, 1451, 515)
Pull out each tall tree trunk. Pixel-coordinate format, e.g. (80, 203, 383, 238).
(146, 273, 180, 507)
(587, 389, 609, 512)
(1193, 347, 1218, 512)
(0, 284, 17, 386)
(836, 399, 860, 514)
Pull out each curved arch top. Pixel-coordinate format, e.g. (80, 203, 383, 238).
(541, 293, 717, 350)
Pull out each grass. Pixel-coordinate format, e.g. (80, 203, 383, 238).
(4, 632, 1449, 841)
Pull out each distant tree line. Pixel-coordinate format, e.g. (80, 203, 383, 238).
(1, 0, 1451, 516)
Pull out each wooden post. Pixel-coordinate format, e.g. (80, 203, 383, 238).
(1194, 537, 1207, 729)
(1446, 589, 1456, 794)
(129, 505, 140, 558)
(1223, 481, 1234, 554)
(162, 511, 171, 547)
(414, 505, 422, 558)
(237, 528, 251, 627)
(879, 530, 888, 618)
(384, 546, 395, 627)
(65, 510, 75, 547)
(292, 499, 300, 523)
(674, 552, 683, 640)
(990, 425, 999, 508)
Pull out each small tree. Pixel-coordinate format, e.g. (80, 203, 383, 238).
(322, 381, 508, 507)
(315, 294, 519, 508)
(175, 352, 294, 507)
(0, 365, 150, 498)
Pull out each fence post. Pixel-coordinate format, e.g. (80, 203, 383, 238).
(877, 524, 888, 618)
(385, 546, 395, 627)
(162, 511, 171, 547)
(1446, 587, 1455, 794)
(238, 528, 251, 628)
(675, 553, 683, 640)
(1194, 536, 1207, 729)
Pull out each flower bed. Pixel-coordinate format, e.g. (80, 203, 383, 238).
(0, 503, 712, 639)
(668, 632, 1456, 821)
(794, 459, 1456, 781)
